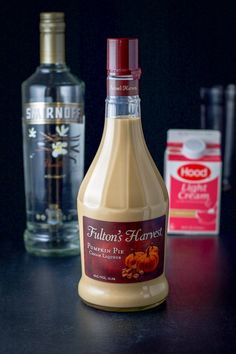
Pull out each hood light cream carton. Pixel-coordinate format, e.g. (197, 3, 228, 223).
(165, 130, 222, 235)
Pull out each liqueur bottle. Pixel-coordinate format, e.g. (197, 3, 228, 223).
(22, 13, 85, 256)
(78, 38, 169, 311)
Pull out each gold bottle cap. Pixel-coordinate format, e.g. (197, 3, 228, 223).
(40, 12, 65, 64)
(40, 12, 65, 33)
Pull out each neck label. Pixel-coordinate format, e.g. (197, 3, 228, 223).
(107, 78, 139, 96)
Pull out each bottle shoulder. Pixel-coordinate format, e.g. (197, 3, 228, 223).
(79, 118, 168, 213)
(80, 156, 168, 206)
(22, 65, 85, 103)
(22, 65, 85, 88)
(79, 162, 168, 222)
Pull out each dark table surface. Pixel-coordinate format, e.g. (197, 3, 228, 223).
(1, 192, 236, 354)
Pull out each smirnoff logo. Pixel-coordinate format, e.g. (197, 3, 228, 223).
(177, 164, 211, 181)
(23, 103, 84, 124)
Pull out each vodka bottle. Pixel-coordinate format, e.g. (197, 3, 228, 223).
(22, 13, 85, 256)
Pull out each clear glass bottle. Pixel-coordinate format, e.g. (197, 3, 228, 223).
(78, 38, 169, 311)
(22, 13, 85, 256)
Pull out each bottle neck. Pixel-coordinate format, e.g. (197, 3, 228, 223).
(40, 31, 65, 65)
(105, 75, 141, 118)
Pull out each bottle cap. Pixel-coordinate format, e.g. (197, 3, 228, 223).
(40, 12, 65, 64)
(107, 38, 141, 78)
(182, 138, 206, 159)
(226, 84, 236, 99)
(200, 86, 224, 105)
(40, 12, 65, 33)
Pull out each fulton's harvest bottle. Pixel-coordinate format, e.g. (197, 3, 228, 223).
(22, 13, 85, 256)
(78, 38, 169, 311)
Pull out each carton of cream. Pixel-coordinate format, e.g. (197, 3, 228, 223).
(165, 129, 222, 234)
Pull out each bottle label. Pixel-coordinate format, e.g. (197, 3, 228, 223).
(83, 215, 166, 283)
(107, 78, 139, 96)
(23, 102, 84, 124)
(22, 102, 85, 224)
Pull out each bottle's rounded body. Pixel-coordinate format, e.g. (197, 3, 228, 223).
(78, 116, 169, 311)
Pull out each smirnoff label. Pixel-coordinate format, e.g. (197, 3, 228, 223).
(83, 215, 166, 283)
(22, 102, 85, 223)
(23, 102, 84, 124)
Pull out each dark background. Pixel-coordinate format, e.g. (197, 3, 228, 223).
(0, 0, 236, 239)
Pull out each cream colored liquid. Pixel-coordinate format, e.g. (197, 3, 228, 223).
(78, 116, 169, 311)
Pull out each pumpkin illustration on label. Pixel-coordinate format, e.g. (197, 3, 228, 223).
(146, 245, 159, 256)
(125, 251, 144, 268)
(122, 244, 160, 280)
(136, 248, 159, 273)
